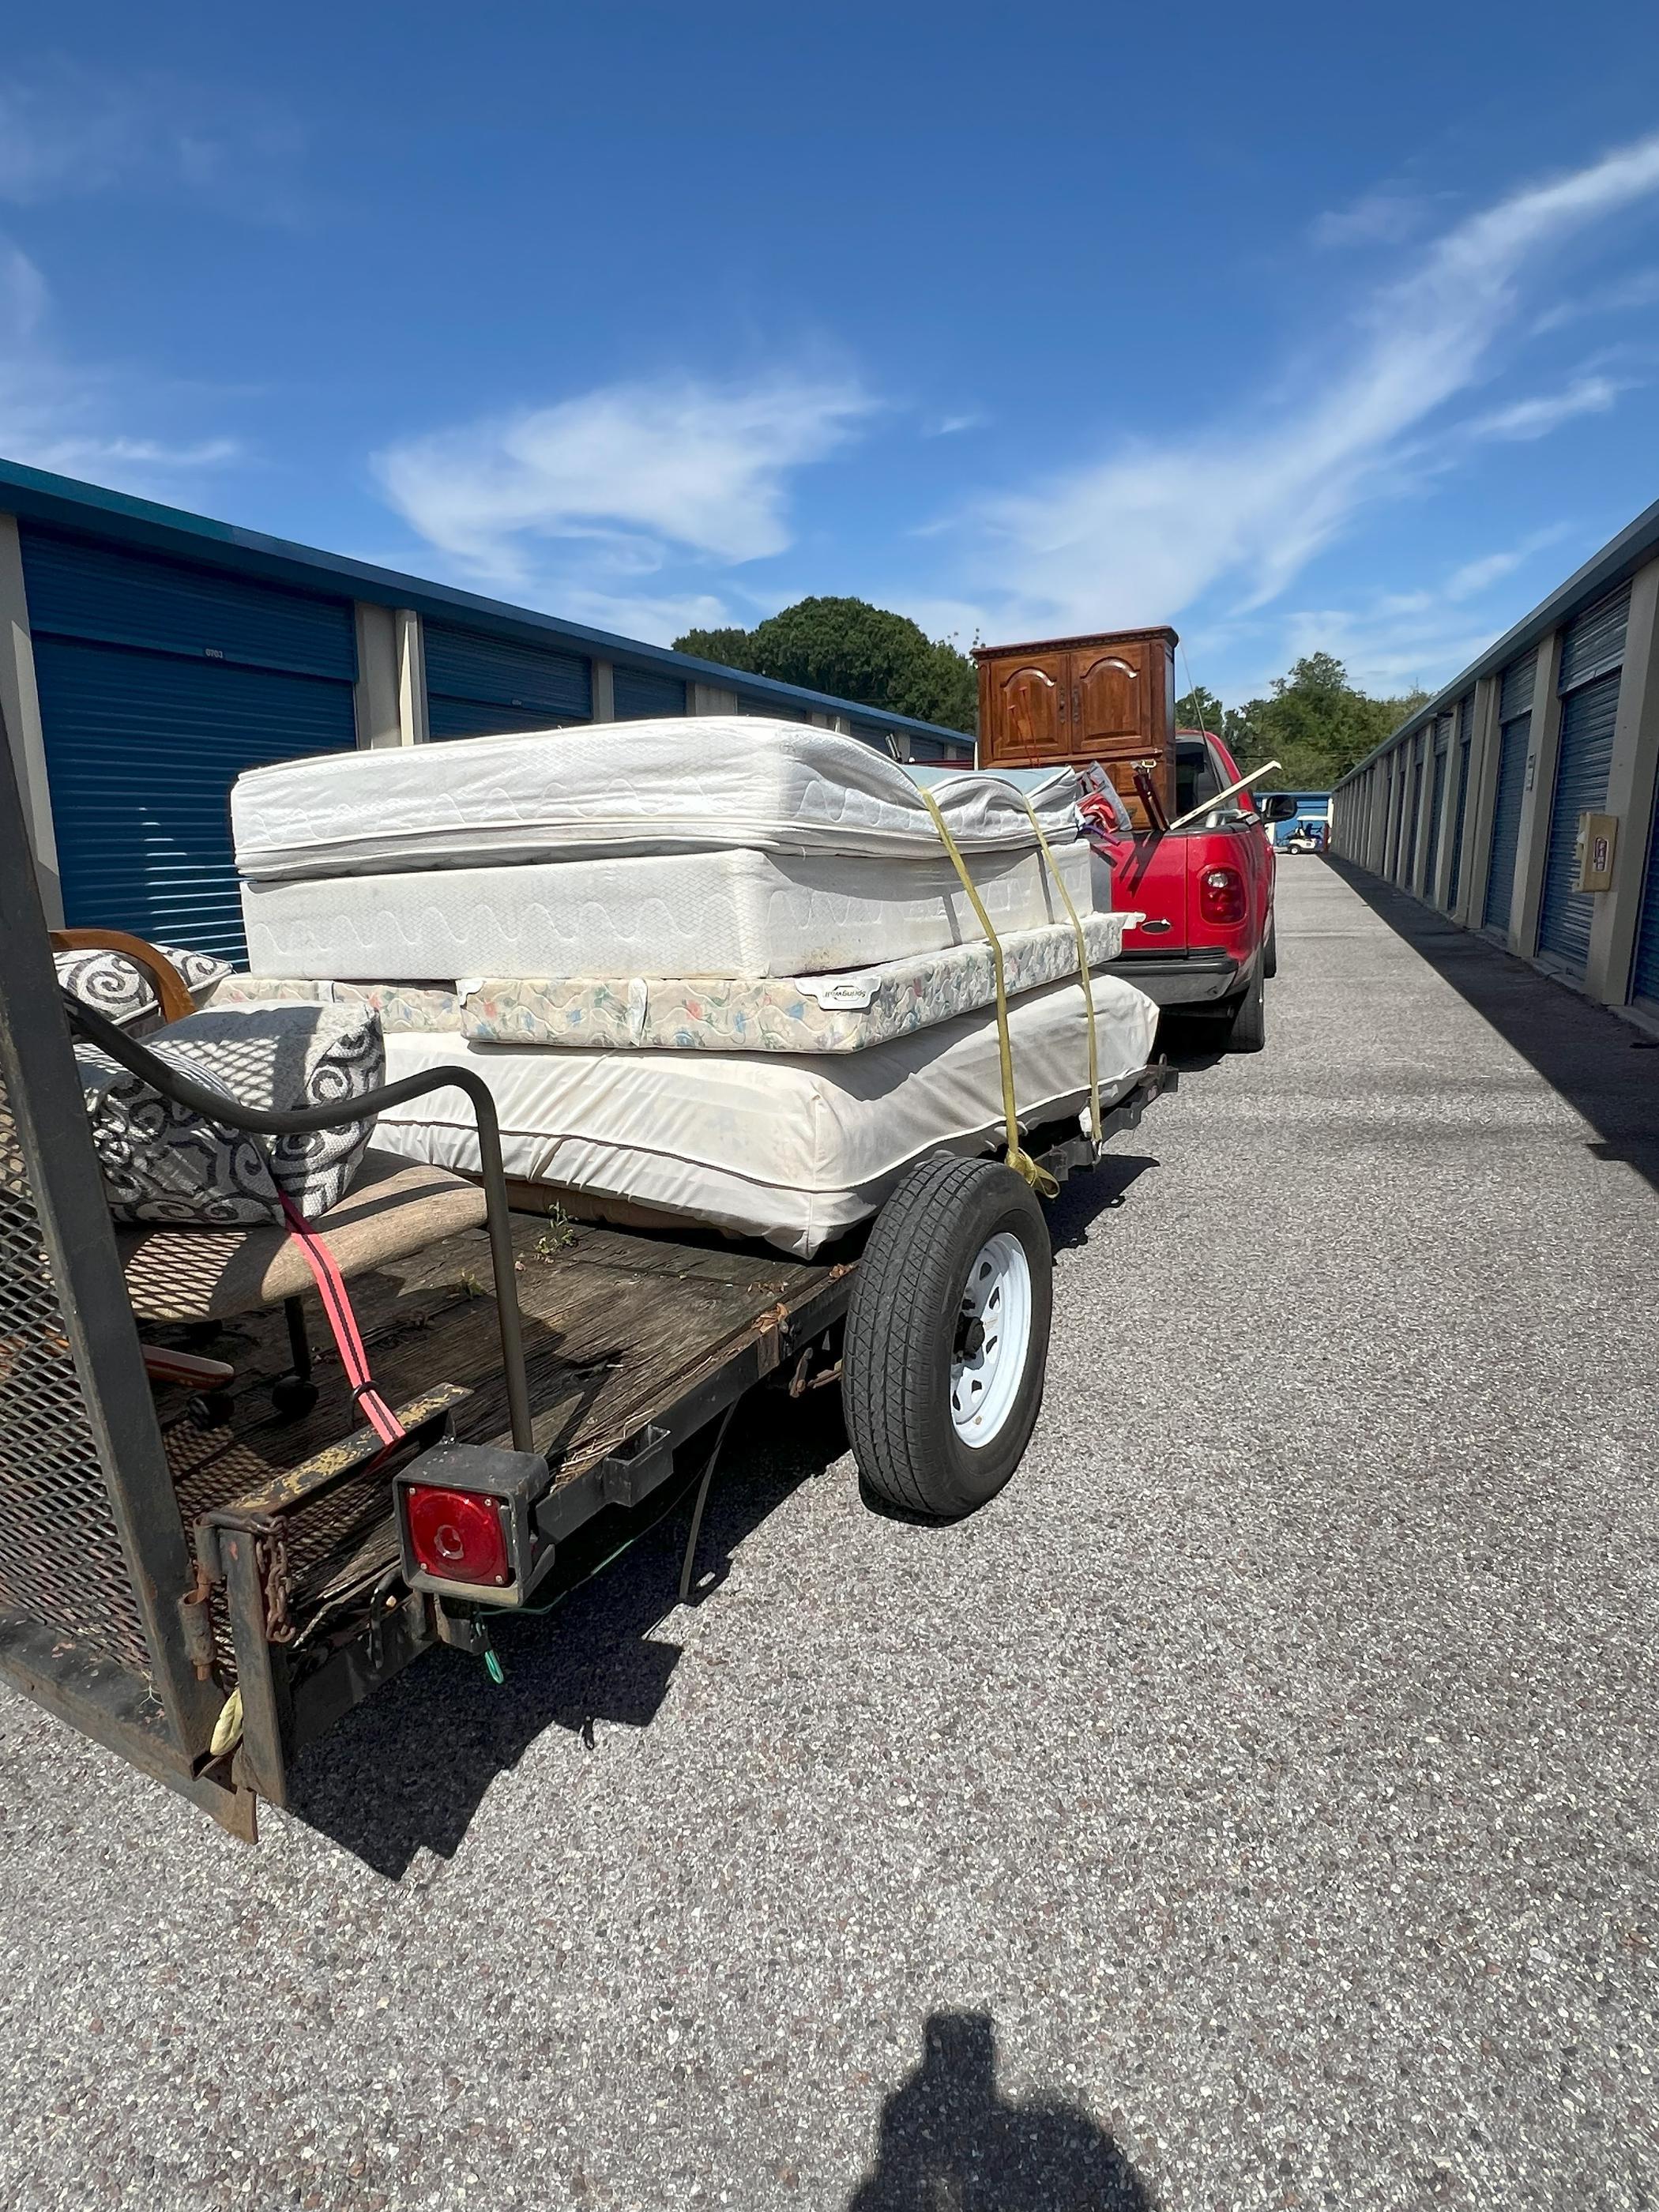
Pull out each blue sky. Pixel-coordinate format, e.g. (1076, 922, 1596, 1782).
(4, 2, 1659, 706)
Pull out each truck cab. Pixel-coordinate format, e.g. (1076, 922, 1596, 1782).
(1082, 729, 1290, 1050)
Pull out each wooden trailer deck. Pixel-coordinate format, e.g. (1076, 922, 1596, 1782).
(153, 1213, 848, 1665)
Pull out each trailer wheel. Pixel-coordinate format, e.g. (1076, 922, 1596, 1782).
(843, 1154, 1052, 1518)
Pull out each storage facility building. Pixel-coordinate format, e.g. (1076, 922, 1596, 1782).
(1328, 498, 1659, 1029)
(0, 459, 974, 961)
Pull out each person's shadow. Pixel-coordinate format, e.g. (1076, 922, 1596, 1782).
(846, 2012, 1153, 2210)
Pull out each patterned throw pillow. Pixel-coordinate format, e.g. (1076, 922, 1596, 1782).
(78, 1048, 284, 1225)
(55, 943, 235, 1035)
(77, 1003, 386, 1224)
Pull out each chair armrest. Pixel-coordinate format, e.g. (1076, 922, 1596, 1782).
(65, 988, 489, 1138)
(50, 928, 195, 1025)
(63, 988, 536, 1453)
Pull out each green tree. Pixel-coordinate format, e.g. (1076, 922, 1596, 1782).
(1174, 685, 1226, 737)
(1224, 654, 1429, 787)
(672, 626, 757, 672)
(674, 596, 978, 735)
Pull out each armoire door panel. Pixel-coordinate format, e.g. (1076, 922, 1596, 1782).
(987, 655, 1068, 755)
(1071, 646, 1148, 747)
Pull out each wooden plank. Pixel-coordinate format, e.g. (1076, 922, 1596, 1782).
(158, 1214, 834, 1514)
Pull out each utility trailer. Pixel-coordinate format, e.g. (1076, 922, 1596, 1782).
(0, 729, 1172, 1841)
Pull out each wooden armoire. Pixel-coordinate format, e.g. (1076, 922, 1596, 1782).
(973, 626, 1178, 825)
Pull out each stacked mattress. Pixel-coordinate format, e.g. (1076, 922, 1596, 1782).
(235, 719, 1091, 980)
(228, 720, 1158, 1254)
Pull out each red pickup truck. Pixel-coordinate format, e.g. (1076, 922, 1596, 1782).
(1081, 729, 1295, 1051)
(965, 627, 1288, 1050)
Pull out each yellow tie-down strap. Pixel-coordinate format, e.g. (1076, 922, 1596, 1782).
(916, 787, 1058, 1198)
(1011, 794, 1103, 1148)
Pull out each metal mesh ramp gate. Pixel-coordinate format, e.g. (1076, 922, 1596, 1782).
(0, 1064, 155, 1680)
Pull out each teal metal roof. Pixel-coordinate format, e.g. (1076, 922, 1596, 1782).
(0, 456, 973, 751)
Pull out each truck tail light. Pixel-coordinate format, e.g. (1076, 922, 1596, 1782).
(1198, 866, 1247, 925)
(404, 1485, 510, 1586)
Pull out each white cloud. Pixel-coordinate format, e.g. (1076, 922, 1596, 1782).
(549, 589, 738, 647)
(0, 237, 241, 489)
(1310, 190, 1431, 250)
(0, 62, 306, 219)
(1532, 265, 1659, 333)
(1468, 373, 1628, 440)
(957, 132, 1659, 641)
(1443, 525, 1574, 600)
(925, 411, 988, 437)
(1275, 600, 1497, 697)
(1270, 526, 1583, 697)
(374, 372, 877, 589)
(0, 72, 149, 201)
(0, 240, 47, 338)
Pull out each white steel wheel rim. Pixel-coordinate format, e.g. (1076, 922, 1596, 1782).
(950, 1231, 1033, 1449)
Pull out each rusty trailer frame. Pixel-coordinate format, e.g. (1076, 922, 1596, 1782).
(0, 702, 1172, 1841)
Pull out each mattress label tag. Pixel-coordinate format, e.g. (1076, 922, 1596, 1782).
(793, 973, 880, 1009)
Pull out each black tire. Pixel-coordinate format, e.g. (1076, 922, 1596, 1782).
(1262, 916, 1277, 980)
(1222, 959, 1267, 1052)
(842, 1153, 1053, 1519)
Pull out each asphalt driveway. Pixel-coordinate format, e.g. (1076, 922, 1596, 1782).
(2, 860, 1654, 2210)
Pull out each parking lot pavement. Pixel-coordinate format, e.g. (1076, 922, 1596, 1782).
(2, 859, 1655, 2211)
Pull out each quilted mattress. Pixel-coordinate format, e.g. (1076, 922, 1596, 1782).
(214, 908, 1135, 1053)
(240, 837, 1095, 984)
(366, 970, 1159, 1256)
(231, 719, 1082, 882)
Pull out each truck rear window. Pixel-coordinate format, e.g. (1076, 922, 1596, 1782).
(1175, 739, 1224, 817)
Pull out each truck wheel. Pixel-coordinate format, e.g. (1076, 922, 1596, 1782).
(1224, 961, 1267, 1052)
(843, 1154, 1052, 1519)
(1262, 916, 1277, 980)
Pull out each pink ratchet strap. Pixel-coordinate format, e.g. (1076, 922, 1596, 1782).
(276, 1194, 408, 1450)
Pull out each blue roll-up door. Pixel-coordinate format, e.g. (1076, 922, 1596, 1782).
(1632, 807, 1659, 1007)
(1558, 586, 1628, 690)
(33, 640, 356, 961)
(424, 623, 591, 738)
(1387, 759, 1405, 878)
(1446, 694, 1474, 909)
(21, 527, 358, 963)
(1403, 747, 1424, 886)
(1483, 717, 1529, 934)
(21, 529, 356, 679)
(1426, 720, 1449, 891)
(1537, 669, 1619, 974)
(1499, 649, 1536, 724)
(611, 666, 687, 720)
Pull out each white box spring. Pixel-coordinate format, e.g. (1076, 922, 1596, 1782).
(367, 970, 1158, 1256)
(241, 837, 1095, 984)
(232, 719, 1081, 882)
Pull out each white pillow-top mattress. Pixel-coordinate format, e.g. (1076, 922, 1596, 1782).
(241, 837, 1095, 984)
(367, 969, 1158, 1256)
(231, 719, 1080, 882)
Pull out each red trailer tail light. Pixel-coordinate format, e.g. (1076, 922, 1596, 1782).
(404, 1486, 510, 1586)
(1198, 866, 1247, 924)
